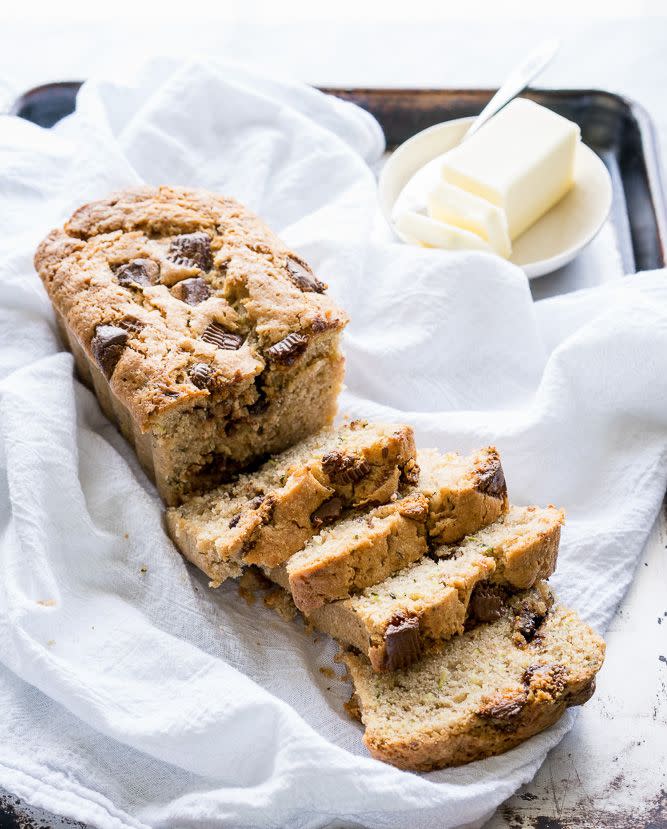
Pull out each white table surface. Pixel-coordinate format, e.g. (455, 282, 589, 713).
(1, 14, 666, 829)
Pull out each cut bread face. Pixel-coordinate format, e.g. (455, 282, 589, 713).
(343, 584, 605, 771)
(277, 445, 510, 612)
(418, 447, 508, 543)
(282, 495, 429, 612)
(292, 504, 564, 671)
(166, 421, 418, 585)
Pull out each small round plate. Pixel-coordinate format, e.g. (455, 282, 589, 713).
(379, 116, 613, 278)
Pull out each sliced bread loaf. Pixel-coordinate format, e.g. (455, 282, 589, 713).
(343, 584, 605, 770)
(280, 446, 510, 611)
(290, 504, 564, 670)
(166, 421, 417, 585)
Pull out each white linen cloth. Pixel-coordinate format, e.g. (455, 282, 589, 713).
(0, 56, 666, 829)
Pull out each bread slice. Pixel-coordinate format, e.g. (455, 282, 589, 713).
(288, 504, 564, 670)
(418, 447, 508, 544)
(279, 495, 429, 612)
(276, 446, 509, 611)
(166, 421, 417, 585)
(343, 584, 605, 770)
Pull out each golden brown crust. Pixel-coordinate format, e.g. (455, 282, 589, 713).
(35, 186, 347, 429)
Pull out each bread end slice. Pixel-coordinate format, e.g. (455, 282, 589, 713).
(343, 585, 605, 771)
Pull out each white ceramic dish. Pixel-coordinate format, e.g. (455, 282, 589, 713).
(379, 116, 613, 278)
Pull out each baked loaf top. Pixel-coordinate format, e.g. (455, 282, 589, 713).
(344, 584, 605, 770)
(35, 186, 348, 430)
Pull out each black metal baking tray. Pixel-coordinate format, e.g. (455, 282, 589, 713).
(10, 81, 667, 276)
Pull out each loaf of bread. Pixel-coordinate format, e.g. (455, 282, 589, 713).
(344, 584, 605, 770)
(35, 186, 348, 505)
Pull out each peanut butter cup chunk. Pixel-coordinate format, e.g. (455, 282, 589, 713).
(383, 615, 422, 671)
(477, 690, 528, 730)
(286, 256, 326, 293)
(115, 258, 160, 288)
(468, 583, 506, 624)
(200, 322, 244, 351)
(266, 332, 308, 366)
(188, 363, 215, 390)
(171, 277, 211, 305)
(310, 496, 344, 528)
(91, 324, 128, 378)
(168, 231, 213, 271)
(34, 185, 348, 504)
(322, 451, 372, 485)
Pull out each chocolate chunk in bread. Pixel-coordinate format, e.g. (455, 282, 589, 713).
(286, 257, 326, 293)
(91, 324, 128, 378)
(383, 615, 422, 671)
(266, 333, 308, 365)
(168, 232, 213, 271)
(189, 363, 215, 390)
(200, 323, 244, 351)
(321, 452, 372, 485)
(115, 259, 160, 288)
(514, 602, 547, 644)
(171, 277, 211, 305)
(310, 496, 344, 528)
(468, 583, 507, 624)
(475, 455, 507, 499)
(477, 690, 528, 729)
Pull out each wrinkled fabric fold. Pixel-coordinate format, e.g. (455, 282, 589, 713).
(0, 56, 665, 829)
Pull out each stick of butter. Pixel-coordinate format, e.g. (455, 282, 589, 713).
(394, 210, 492, 252)
(427, 180, 512, 258)
(441, 98, 580, 240)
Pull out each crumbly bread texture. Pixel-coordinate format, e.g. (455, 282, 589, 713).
(35, 186, 349, 505)
(304, 504, 564, 671)
(418, 447, 508, 543)
(166, 421, 418, 585)
(281, 494, 430, 612)
(344, 584, 605, 770)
